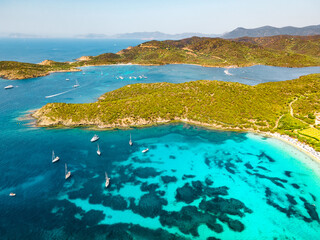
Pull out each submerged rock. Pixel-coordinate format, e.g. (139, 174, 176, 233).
(161, 175, 177, 184)
(140, 182, 159, 192)
(131, 193, 168, 218)
(160, 206, 222, 236)
(176, 183, 197, 204)
(199, 197, 252, 217)
(134, 167, 162, 179)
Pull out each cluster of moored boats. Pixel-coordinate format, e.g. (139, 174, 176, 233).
(9, 133, 149, 197)
(116, 75, 147, 80)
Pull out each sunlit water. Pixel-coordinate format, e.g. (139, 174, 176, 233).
(0, 40, 320, 239)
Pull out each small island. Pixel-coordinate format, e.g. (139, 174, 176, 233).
(33, 73, 320, 151)
(1, 35, 320, 80)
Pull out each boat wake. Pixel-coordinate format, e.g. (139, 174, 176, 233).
(45, 88, 77, 99)
(224, 69, 233, 76)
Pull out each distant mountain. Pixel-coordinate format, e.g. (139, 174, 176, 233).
(112, 31, 220, 40)
(222, 25, 320, 38)
(75, 33, 110, 39)
(5, 33, 43, 38)
(75, 31, 220, 40)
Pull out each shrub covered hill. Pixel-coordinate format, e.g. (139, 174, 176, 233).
(1, 35, 320, 80)
(33, 74, 320, 150)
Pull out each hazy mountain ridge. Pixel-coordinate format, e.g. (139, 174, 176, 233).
(222, 25, 320, 38)
(75, 31, 220, 40)
(2, 24, 320, 40)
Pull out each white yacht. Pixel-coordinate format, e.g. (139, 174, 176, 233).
(91, 134, 99, 142)
(129, 134, 133, 146)
(9, 193, 16, 197)
(52, 150, 60, 163)
(4, 85, 14, 89)
(105, 172, 110, 188)
(65, 164, 71, 180)
(142, 148, 149, 153)
(97, 144, 101, 156)
(66, 78, 69, 81)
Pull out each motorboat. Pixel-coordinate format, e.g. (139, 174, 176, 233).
(91, 134, 99, 142)
(142, 148, 149, 153)
(4, 85, 14, 89)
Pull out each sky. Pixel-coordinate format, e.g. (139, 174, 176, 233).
(0, 0, 319, 37)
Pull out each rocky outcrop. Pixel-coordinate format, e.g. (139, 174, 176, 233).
(76, 56, 92, 61)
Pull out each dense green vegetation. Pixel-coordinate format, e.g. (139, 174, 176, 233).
(0, 60, 77, 80)
(33, 74, 320, 148)
(277, 114, 308, 130)
(234, 35, 320, 57)
(1, 35, 320, 80)
(84, 36, 320, 68)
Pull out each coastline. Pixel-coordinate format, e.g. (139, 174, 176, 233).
(263, 132, 320, 164)
(30, 108, 320, 164)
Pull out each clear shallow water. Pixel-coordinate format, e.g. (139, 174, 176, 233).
(0, 41, 320, 239)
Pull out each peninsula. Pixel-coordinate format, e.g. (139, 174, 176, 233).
(1, 35, 320, 80)
(33, 73, 320, 151)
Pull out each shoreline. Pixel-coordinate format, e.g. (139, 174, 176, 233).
(263, 132, 320, 164)
(30, 109, 320, 164)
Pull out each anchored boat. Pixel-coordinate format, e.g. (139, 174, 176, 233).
(105, 172, 110, 188)
(91, 134, 99, 142)
(52, 150, 60, 163)
(65, 164, 71, 180)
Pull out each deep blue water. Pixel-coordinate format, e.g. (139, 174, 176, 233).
(0, 40, 320, 239)
(0, 38, 144, 63)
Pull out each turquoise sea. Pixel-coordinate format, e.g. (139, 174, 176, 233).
(0, 39, 320, 239)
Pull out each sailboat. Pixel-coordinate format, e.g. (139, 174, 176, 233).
(105, 172, 110, 188)
(65, 163, 71, 180)
(52, 150, 60, 163)
(97, 144, 101, 156)
(129, 134, 133, 146)
(73, 80, 80, 88)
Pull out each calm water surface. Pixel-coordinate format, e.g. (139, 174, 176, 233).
(0, 40, 320, 239)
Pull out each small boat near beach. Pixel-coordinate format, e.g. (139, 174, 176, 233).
(65, 163, 71, 180)
(142, 148, 149, 153)
(9, 193, 16, 197)
(52, 150, 60, 163)
(4, 85, 14, 90)
(97, 144, 101, 156)
(224, 69, 232, 76)
(105, 172, 110, 188)
(73, 80, 80, 88)
(91, 134, 99, 142)
(129, 134, 133, 146)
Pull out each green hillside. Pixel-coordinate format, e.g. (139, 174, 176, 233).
(1, 35, 320, 80)
(33, 74, 320, 150)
